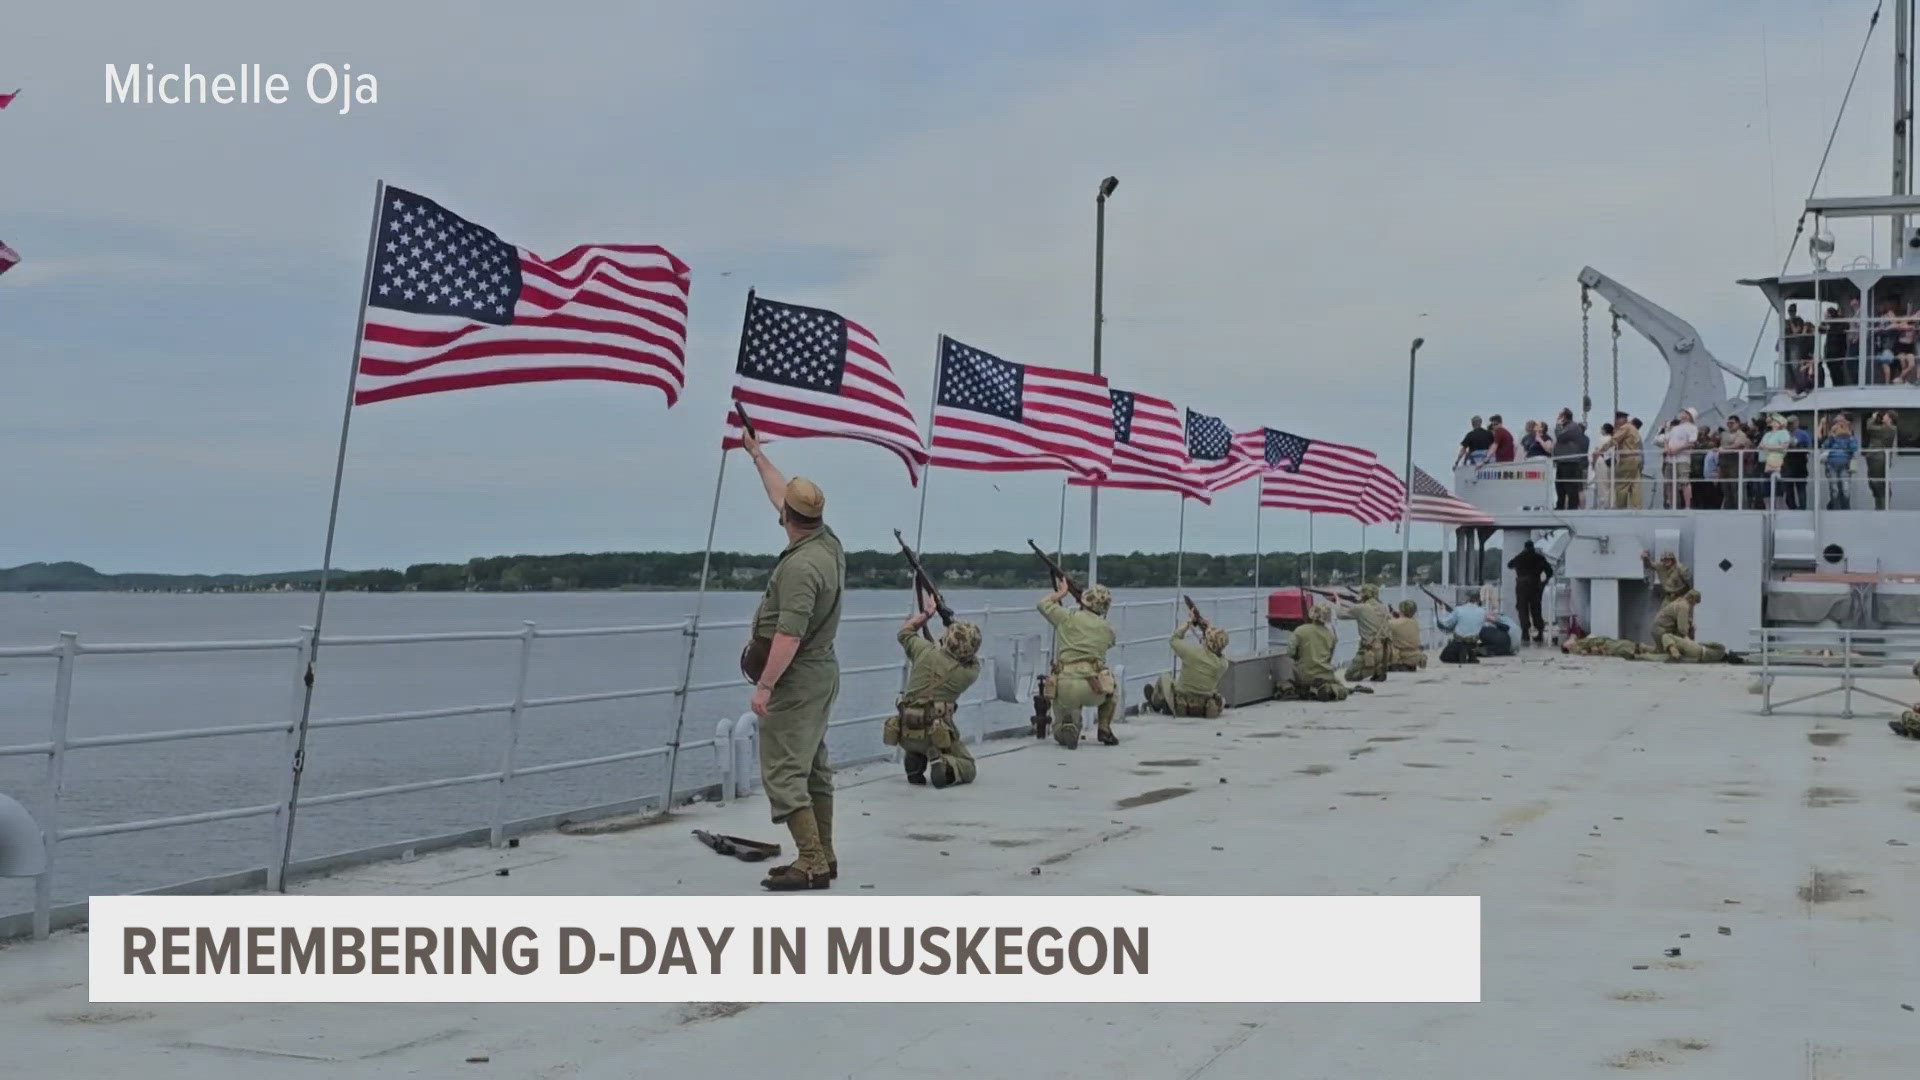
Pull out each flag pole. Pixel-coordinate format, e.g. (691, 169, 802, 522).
(1055, 479, 1068, 565)
(1174, 493, 1186, 615)
(1308, 512, 1316, 586)
(1252, 485, 1262, 595)
(274, 179, 386, 891)
(1360, 523, 1368, 584)
(661, 289, 758, 817)
(912, 335, 943, 550)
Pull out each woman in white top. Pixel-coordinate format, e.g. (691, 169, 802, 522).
(1589, 423, 1617, 509)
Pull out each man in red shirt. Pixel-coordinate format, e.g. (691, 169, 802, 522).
(1489, 414, 1517, 463)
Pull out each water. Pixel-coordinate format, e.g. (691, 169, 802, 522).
(0, 588, 1269, 914)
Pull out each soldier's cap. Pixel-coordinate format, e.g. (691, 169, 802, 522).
(783, 477, 825, 523)
(1685, 589, 1701, 602)
(1659, 551, 1676, 562)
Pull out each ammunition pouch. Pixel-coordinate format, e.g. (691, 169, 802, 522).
(740, 635, 772, 683)
(1051, 660, 1115, 698)
(891, 699, 957, 750)
(1171, 692, 1223, 718)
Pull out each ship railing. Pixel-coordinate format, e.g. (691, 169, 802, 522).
(0, 591, 1263, 940)
(1773, 315, 1920, 393)
(1751, 626, 1920, 718)
(1456, 446, 1916, 513)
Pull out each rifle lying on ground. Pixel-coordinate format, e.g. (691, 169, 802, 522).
(1027, 540, 1083, 603)
(1183, 594, 1210, 631)
(894, 529, 954, 641)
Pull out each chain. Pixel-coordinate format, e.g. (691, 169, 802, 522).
(1580, 285, 1592, 424)
(1610, 310, 1622, 419)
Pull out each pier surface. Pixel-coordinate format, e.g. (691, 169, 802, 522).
(3, 654, 1917, 1077)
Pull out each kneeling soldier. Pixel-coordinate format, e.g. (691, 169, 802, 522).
(886, 597, 982, 788)
(1385, 600, 1427, 671)
(1288, 604, 1351, 701)
(1651, 589, 1732, 663)
(1146, 617, 1229, 717)
(1340, 584, 1393, 682)
(1039, 579, 1118, 748)
(1891, 659, 1920, 740)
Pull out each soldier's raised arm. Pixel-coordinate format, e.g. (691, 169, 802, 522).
(740, 426, 788, 514)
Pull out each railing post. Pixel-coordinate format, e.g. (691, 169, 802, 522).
(660, 616, 700, 814)
(266, 629, 315, 892)
(33, 632, 78, 940)
(1841, 628, 1854, 719)
(1758, 628, 1772, 716)
(489, 621, 536, 848)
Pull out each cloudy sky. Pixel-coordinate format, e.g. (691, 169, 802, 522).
(0, 0, 1905, 573)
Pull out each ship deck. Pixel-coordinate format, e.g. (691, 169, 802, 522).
(3, 655, 1917, 1078)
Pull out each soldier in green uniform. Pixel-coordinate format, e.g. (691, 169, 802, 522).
(1287, 604, 1350, 701)
(1650, 589, 1731, 663)
(741, 430, 844, 891)
(1643, 551, 1693, 602)
(1385, 600, 1427, 671)
(1144, 616, 1229, 717)
(1562, 633, 1659, 660)
(1338, 584, 1393, 682)
(886, 595, 983, 788)
(1038, 579, 1118, 749)
(1890, 659, 1920, 739)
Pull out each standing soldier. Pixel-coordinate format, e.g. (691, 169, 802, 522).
(1643, 550, 1693, 602)
(1337, 584, 1393, 682)
(1145, 615, 1229, 717)
(1287, 604, 1351, 701)
(740, 430, 844, 892)
(1038, 578, 1118, 748)
(886, 595, 982, 788)
(1612, 410, 1643, 509)
(1385, 599, 1427, 671)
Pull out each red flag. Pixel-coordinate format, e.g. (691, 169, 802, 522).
(0, 90, 18, 110)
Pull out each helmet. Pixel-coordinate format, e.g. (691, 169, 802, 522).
(1685, 589, 1701, 603)
(1080, 584, 1113, 615)
(1202, 627, 1230, 655)
(1310, 603, 1333, 625)
(1359, 583, 1380, 601)
(941, 621, 982, 663)
(1398, 599, 1418, 617)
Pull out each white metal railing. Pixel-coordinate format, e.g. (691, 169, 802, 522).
(0, 590, 1265, 938)
(1459, 446, 1917, 513)
(1752, 626, 1920, 717)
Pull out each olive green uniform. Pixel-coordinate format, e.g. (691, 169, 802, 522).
(1648, 598, 1727, 663)
(751, 526, 844, 824)
(1891, 660, 1920, 739)
(1288, 622, 1349, 701)
(1040, 597, 1116, 743)
(1651, 560, 1693, 601)
(1385, 614, 1427, 670)
(1612, 423, 1643, 508)
(1152, 631, 1228, 717)
(1339, 599, 1392, 681)
(1566, 635, 1658, 660)
(1864, 418, 1896, 511)
(887, 627, 980, 784)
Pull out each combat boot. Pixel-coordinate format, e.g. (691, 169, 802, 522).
(1097, 726, 1119, 746)
(813, 793, 836, 878)
(930, 759, 954, 788)
(760, 807, 831, 891)
(1055, 721, 1080, 749)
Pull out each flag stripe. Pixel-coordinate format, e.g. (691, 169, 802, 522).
(929, 339, 1112, 479)
(1408, 465, 1494, 524)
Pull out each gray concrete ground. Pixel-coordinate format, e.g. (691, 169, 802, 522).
(3, 652, 1917, 1078)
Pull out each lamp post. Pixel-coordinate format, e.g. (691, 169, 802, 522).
(1399, 337, 1425, 594)
(1088, 175, 1118, 585)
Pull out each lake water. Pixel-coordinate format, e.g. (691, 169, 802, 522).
(0, 588, 1281, 915)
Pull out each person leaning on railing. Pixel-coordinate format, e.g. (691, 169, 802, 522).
(1551, 409, 1587, 510)
(1820, 415, 1859, 511)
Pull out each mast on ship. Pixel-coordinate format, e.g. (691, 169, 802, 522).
(1895, 0, 1912, 260)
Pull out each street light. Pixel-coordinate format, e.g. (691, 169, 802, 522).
(1399, 337, 1425, 594)
(1089, 176, 1118, 584)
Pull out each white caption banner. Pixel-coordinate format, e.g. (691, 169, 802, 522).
(90, 895, 1479, 1003)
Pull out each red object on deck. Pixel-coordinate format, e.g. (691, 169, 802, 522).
(1267, 587, 1312, 628)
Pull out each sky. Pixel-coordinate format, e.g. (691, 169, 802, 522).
(0, 0, 1908, 573)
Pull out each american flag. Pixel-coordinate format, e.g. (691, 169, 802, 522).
(1069, 388, 1210, 502)
(1257, 429, 1379, 517)
(354, 185, 691, 406)
(0, 90, 16, 110)
(1354, 462, 1407, 525)
(1185, 409, 1262, 491)
(928, 337, 1112, 479)
(0, 241, 18, 277)
(720, 293, 927, 483)
(1408, 465, 1493, 524)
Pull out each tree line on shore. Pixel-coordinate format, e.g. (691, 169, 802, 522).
(2, 548, 1475, 593)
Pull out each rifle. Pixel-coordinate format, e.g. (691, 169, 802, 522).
(1027, 540, 1083, 603)
(1182, 594, 1210, 632)
(893, 529, 954, 640)
(1304, 585, 1359, 604)
(733, 402, 758, 440)
(1420, 585, 1454, 613)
